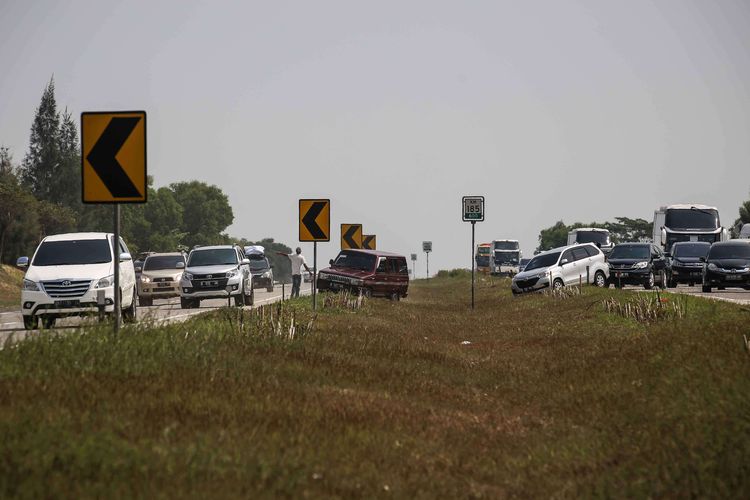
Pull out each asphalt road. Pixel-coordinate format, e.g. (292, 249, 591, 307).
(626, 283, 750, 305)
(0, 284, 312, 344)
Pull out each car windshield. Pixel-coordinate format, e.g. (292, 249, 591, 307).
(709, 244, 750, 260)
(188, 249, 238, 266)
(609, 246, 649, 260)
(32, 239, 111, 266)
(673, 243, 710, 259)
(333, 251, 377, 271)
(494, 241, 519, 250)
(665, 208, 719, 230)
(524, 252, 560, 271)
(144, 255, 184, 271)
(576, 231, 609, 245)
(248, 258, 269, 270)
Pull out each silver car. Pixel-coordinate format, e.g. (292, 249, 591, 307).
(137, 252, 186, 306)
(179, 245, 253, 308)
(511, 243, 609, 295)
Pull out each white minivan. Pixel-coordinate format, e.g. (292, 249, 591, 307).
(17, 232, 137, 329)
(511, 243, 610, 295)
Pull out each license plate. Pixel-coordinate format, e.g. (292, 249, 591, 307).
(726, 275, 742, 281)
(615, 272, 628, 278)
(330, 282, 342, 290)
(201, 281, 219, 287)
(158, 282, 171, 288)
(54, 299, 80, 308)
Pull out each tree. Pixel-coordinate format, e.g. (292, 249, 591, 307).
(605, 217, 653, 243)
(19, 77, 62, 203)
(536, 220, 568, 252)
(56, 108, 82, 210)
(170, 181, 234, 248)
(0, 165, 39, 264)
(35, 200, 77, 239)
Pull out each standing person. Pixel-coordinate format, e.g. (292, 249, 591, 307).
(277, 247, 313, 298)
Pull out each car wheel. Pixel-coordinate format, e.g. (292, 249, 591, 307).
(267, 286, 274, 293)
(593, 271, 607, 288)
(659, 270, 667, 289)
(123, 288, 137, 323)
(234, 290, 245, 307)
(180, 298, 192, 309)
(667, 277, 677, 288)
(718, 286, 726, 291)
(389, 291, 400, 301)
(702, 284, 712, 293)
(23, 316, 38, 330)
(246, 288, 254, 307)
(41, 316, 56, 329)
(644, 272, 655, 290)
(553, 279, 564, 290)
(359, 287, 372, 298)
(139, 296, 153, 307)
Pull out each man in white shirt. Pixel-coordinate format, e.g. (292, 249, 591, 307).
(277, 247, 313, 298)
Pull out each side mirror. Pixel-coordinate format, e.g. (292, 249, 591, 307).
(16, 256, 29, 268)
(120, 252, 132, 262)
(176, 262, 185, 269)
(241, 258, 250, 265)
(329, 259, 334, 266)
(135, 266, 142, 273)
(660, 227, 667, 246)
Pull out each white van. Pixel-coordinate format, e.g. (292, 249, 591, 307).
(17, 232, 137, 329)
(511, 243, 610, 295)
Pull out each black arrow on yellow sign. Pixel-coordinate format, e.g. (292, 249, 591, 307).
(302, 201, 327, 239)
(87, 117, 143, 198)
(341, 224, 362, 249)
(362, 235, 376, 250)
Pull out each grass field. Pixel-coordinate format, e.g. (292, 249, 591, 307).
(0, 264, 23, 310)
(1, 273, 749, 498)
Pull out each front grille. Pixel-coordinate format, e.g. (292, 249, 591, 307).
(153, 277, 172, 283)
(41, 279, 92, 298)
(192, 278, 229, 291)
(515, 277, 539, 288)
(193, 273, 228, 280)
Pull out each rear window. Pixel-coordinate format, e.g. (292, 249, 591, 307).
(32, 239, 112, 266)
(144, 255, 185, 271)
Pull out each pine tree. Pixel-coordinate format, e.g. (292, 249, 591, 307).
(57, 107, 82, 210)
(19, 77, 61, 202)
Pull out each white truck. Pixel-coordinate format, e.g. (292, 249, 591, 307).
(653, 204, 728, 254)
(489, 240, 522, 276)
(567, 228, 614, 254)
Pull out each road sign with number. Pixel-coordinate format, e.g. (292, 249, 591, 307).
(423, 241, 432, 252)
(411, 253, 417, 261)
(362, 234, 376, 250)
(82, 111, 147, 203)
(462, 196, 484, 222)
(341, 224, 363, 249)
(299, 199, 331, 241)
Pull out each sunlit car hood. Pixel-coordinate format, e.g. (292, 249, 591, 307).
(25, 262, 113, 282)
(141, 269, 184, 279)
(513, 266, 552, 280)
(608, 258, 648, 266)
(185, 264, 239, 275)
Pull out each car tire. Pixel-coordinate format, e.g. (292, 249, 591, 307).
(267, 286, 274, 293)
(667, 277, 677, 288)
(41, 316, 56, 329)
(658, 270, 667, 289)
(593, 271, 607, 288)
(718, 286, 726, 291)
(553, 279, 564, 290)
(702, 284, 712, 293)
(180, 297, 192, 309)
(139, 296, 153, 307)
(23, 316, 37, 330)
(234, 290, 245, 307)
(644, 272, 655, 290)
(123, 288, 137, 323)
(246, 287, 254, 307)
(389, 292, 400, 301)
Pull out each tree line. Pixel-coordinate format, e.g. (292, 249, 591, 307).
(0, 78, 295, 280)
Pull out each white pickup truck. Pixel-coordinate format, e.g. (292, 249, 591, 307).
(17, 232, 137, 329)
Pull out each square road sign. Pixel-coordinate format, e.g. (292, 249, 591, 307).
(462, 196, 484, 222)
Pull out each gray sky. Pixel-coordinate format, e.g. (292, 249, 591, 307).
(2, 0, 749, 273)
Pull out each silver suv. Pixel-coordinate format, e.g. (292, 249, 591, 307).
(179, 245, 253, 308)
(511, 243, 610, 295)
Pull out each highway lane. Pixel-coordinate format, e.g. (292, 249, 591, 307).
(625, 283, 750, 305)
(0, 284, 312, 344)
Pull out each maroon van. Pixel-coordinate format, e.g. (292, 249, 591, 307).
(317, 250, 409, 300)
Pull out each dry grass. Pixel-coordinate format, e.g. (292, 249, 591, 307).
(0, 264, 23, 310)
(0, 274, 749, 498)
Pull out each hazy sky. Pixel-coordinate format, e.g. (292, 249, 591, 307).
(2, 0, 749, 273)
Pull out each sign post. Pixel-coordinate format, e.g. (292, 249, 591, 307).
(299, 199, 331, 311)
(410, 253, 417, 279)
(82, 111, 147, 332)
(422, 241, 432, 279)
(462, 196, 485, 310)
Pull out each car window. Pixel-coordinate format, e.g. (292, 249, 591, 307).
(572, 248, 589, 261)
(583, 245, 600, 257)
(144, 255, 185, 271)
(396, 258, 408, 275)
(376, 257, 388, 273)
(32, 238, 112, 266)
(561, 249, 575, 264)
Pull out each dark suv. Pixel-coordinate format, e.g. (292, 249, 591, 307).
(607, 243, 667, 289)
(317, 250, 409, 300)
(247, 253, 274, 292)
(667, 241, 710, 287)
(702, 240, 750, 292)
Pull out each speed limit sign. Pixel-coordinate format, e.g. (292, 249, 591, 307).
(462, 196, 484, 222)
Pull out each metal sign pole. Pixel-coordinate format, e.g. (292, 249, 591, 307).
(426, 252, 430, 280)
(113, 204, 121, 332)
(471, 221, 476, 310)
(313, 242, 317, 311)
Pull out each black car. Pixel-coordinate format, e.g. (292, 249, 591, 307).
(702, 240, 750, 292)
(667, 241, 710, 287)
(247, 252, 274, 292)
(607, 243, 667, 289)
(518, 258, 531, 273)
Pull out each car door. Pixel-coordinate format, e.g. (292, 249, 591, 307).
(237, 247, 250, 293)
(559, 249, 578, 284)
(374, 257, 389, 295)
(117, 237, 136, 305)
(572, 247, 591, 283)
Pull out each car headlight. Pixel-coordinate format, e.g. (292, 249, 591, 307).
(226, 269, 239, 278)
(707, 263, 718, 271)
(352, 278, 364, 286)
(632, 261, 648, 269)
(262, 271, 271, 278)
(95, 275, 114, 288)
(140, 276, 151, 283)
(23, 279, 40, 291)
(183, 272, 193, 280)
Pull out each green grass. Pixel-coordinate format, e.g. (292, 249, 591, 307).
(0, 264, 23, 310)
(1, 275, 750, 497)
